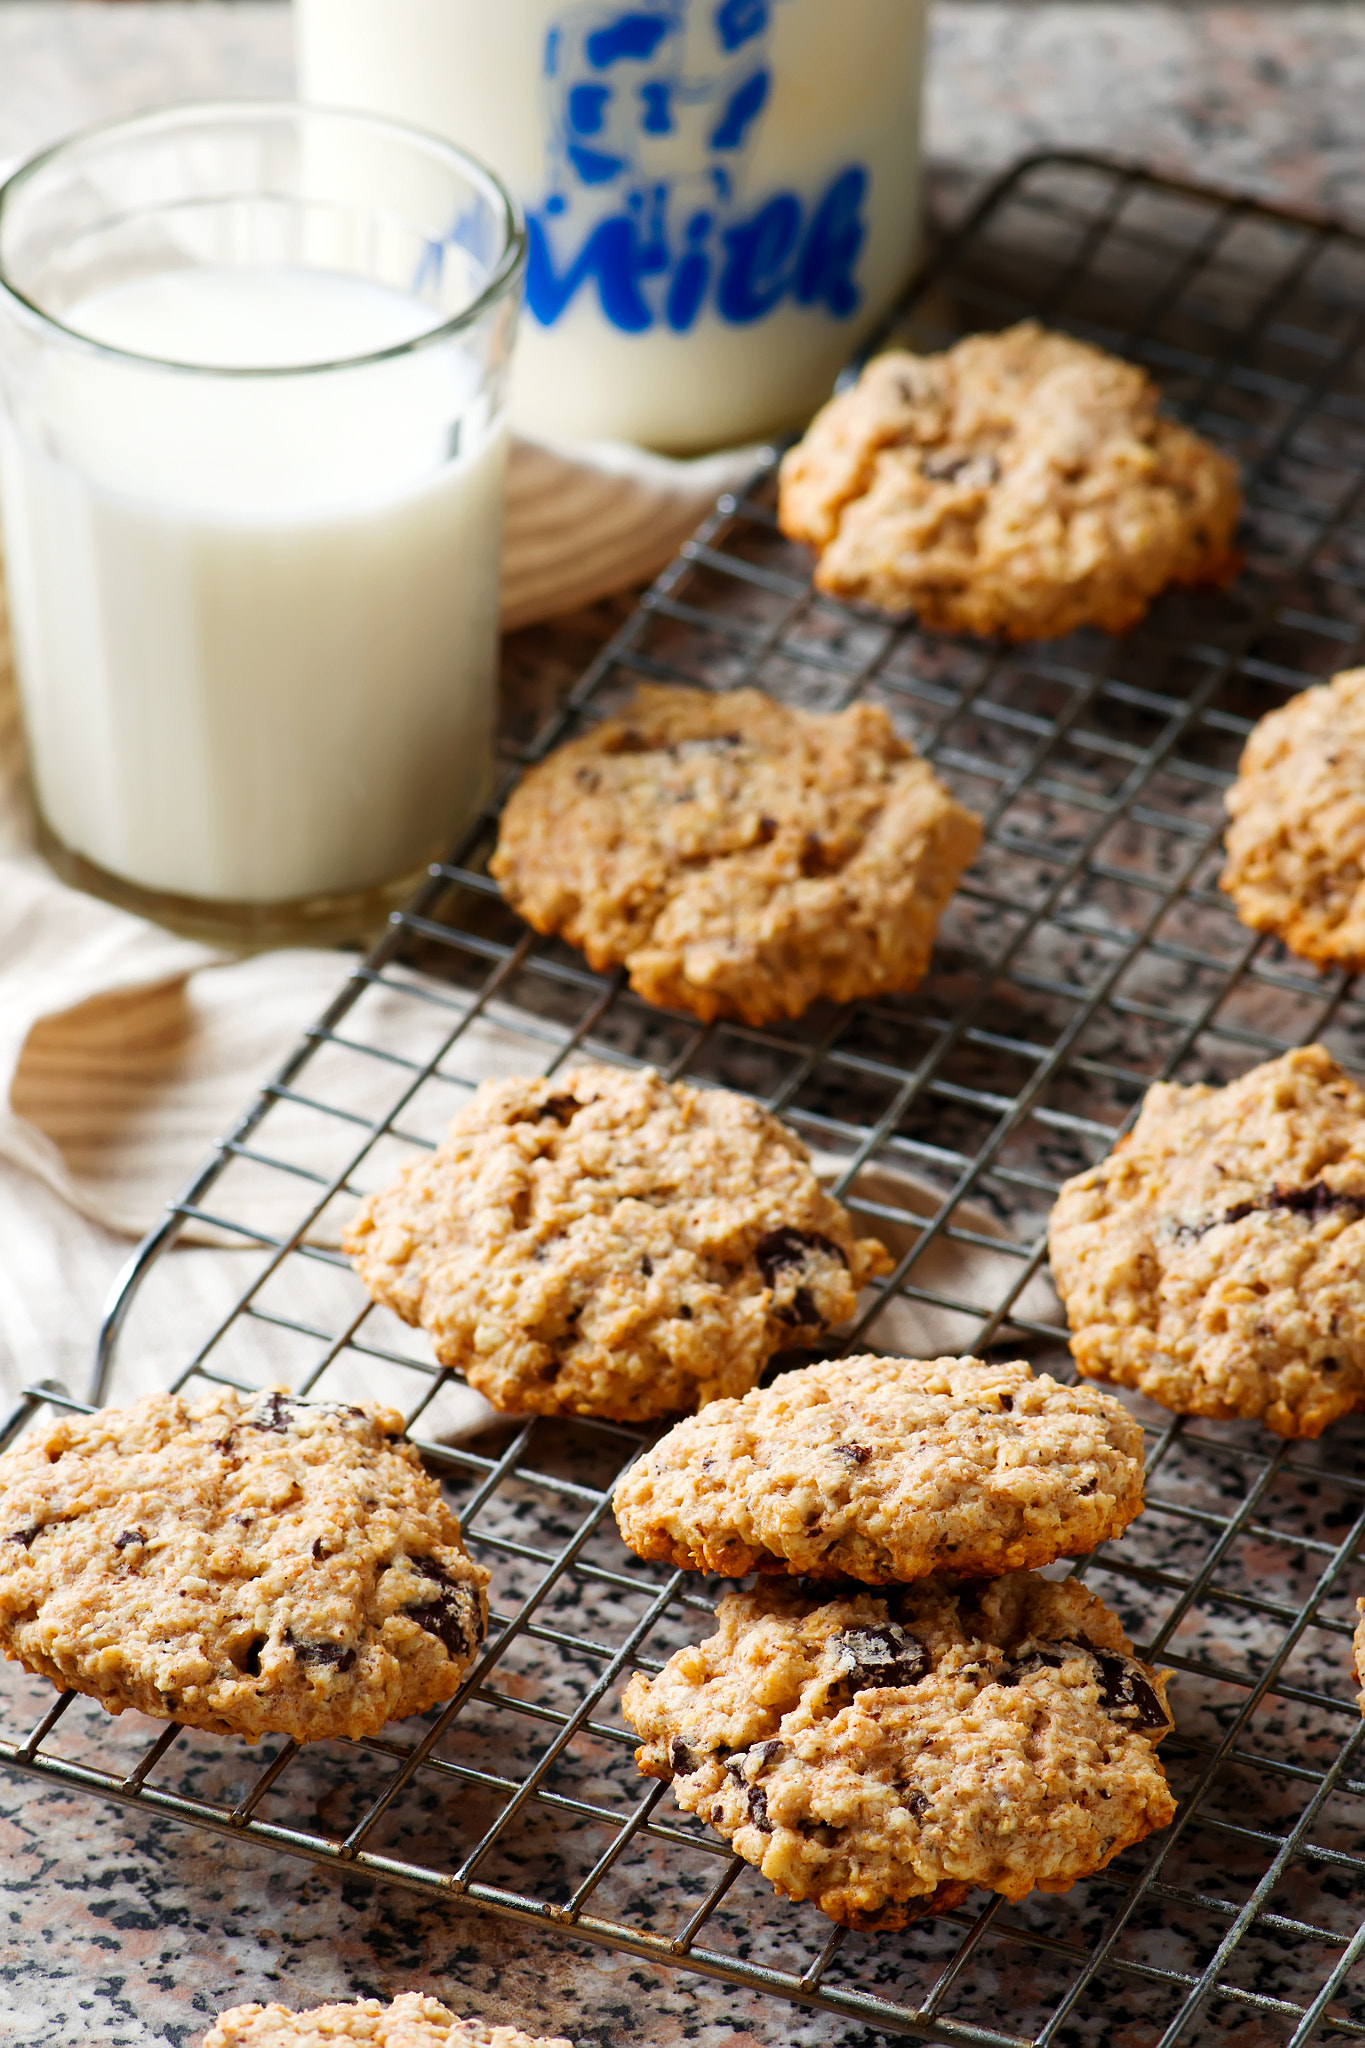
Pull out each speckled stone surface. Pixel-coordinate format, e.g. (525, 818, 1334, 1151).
(1, 7, 1365, 2046)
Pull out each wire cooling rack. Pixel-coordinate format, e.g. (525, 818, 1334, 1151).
(3, 153, 1365, 2047)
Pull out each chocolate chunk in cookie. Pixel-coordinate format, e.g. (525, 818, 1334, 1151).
(778, 322, 1241, 642)
(489, 684, 980, 1026)
(344, 1064, 891, 1422)
(622, 1571, 1174, 1929)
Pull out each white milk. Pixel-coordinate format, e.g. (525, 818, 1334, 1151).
(297, 0, 927, 451)
(0, 267, 506, 904)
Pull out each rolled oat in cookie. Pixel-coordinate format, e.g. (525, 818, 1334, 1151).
(0, 1388, 487, 1741)
(613, 1353, 1145, 1581)
(489, 682, 980, 1026)
(1049, 1045, 1365, 1437)
(344, 1064, 890, 1422)
(202, 1993, 571, 2048)
(622, 1571, 1174, 1930)
(778, 321, 1241, 642)
(1222, 666, 1365, 969)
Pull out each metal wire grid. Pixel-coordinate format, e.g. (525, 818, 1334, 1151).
(1, 153, 1364, 2045)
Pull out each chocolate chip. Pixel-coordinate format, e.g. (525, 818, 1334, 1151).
(669, 1735, 700, 1777)
(1088, 1644, 1169, 1731)
(903, 1789, 930, 1820)
(1269, 1182, 1365, 1222)
(403, 1556, 483, 1661)
(746, 1784, 771, 1831)
(754, 1227, 847, 1286)
(830, 1624, 929, 1694)
(114, 1529, 146, 1550)
(245, 1389, 297, 1435)
(534, 1094, 582, 1126)
(832, 1443, 872, 1465)
(1175, 1181, 1365, 1242)
(285, 1628, 356, 1673)
(999, 1646, 1068, 1686)
(640, 1255, 653, 1277)
(242, 1636, 266, 1678)
(6, 1526, 40, 1548)
(998, 1392, 1013, 1412)
(1078, 1477, 1098, 1496)
(678, 1304, 693, 1321)
(1001, 1638, 1168, 1732)
(920, 449, 1000, 486)
(723, 1739, 784, 1787)
(798, 1818, 842, 1846)
(776, 1285, 821, 1330)
(1323, 1357, 1340, 1373)
(311, 1537, 329, 1561)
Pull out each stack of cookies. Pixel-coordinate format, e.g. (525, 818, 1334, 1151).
(612, 1353, 1175, 1931)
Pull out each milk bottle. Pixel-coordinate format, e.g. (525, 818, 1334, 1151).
(297, 0, 927, 451)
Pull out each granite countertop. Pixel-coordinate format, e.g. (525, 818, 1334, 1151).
(1, 6, 1364, 2045)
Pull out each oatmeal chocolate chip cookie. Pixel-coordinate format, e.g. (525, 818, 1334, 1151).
(1048, 1045, 1365, 1438)
(0, 1388, 488, 1742)
(488, 683, 981, 1026)
(613, 1353, 1145, 1582)
(1222, 667, 1365, 969)
(203, 1994, 571, 2048)
(344, 1065, 890, 1422)
(778, 321, 1241, 642)
(622, 1571, 1174, 1930)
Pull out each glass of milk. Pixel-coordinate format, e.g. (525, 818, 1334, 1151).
(296, 0, 927, 453)
(0, 101, 525, 942)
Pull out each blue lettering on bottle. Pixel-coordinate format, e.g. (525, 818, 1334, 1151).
(526, 211, 654, 331)
(526, 1, 871, 339)
(586, 12, 673, 67)
(795, 165, 867, 317)
(715, 0, 769, 52)
(566, 141, 627, 184)
(716, 190, 800, 321)
(638, 80, 674, 134)
(568, 82, 613, 134)
(708, 67, 769, 150)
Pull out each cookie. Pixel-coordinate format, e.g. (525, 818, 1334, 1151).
(202, 1995, 571, 2048)
(344, 1065, 890, 1422)
(622, 1571, 1174, 1930)
(1222, 667, 1365, 969)
(1048, 1045, 1365, 1438)
(488, 684, 980, 1026)
(0, 1388, 488, 1741)
(613, 1353, 1145, 1581)
(778, 321, 1241, 642)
